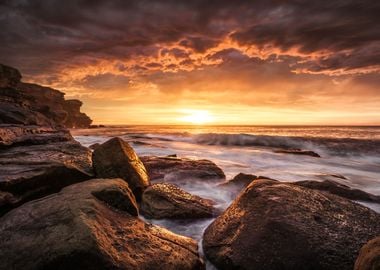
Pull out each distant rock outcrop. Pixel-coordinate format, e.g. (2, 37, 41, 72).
(0, 63, 92, 128)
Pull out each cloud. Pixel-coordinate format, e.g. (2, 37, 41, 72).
(0, 0, 379, 125)
(1, 0, 378, 77)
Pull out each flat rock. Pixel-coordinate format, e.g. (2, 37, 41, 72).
(203, 179, 380, 270)
(0, 136, 93, 215)
(0, 124, 72, 148)
(92, 137, 150, 200)
(140, 156, 225, 181)
(355, 237, 380, 270)
(141, 183, 216, 219)
(275, 149, 321, 157)
(294, 179, 380, 203)
(0, 179, 204, 270)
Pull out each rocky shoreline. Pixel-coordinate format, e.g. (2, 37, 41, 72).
(0, 64, 379, 269)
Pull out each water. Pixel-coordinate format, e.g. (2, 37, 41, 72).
(72, 125, 380, 267)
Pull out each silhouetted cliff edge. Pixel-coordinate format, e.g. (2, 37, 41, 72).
(0, 63, 92, 128)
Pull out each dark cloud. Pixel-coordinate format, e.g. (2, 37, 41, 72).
(0, 0, 379, 77)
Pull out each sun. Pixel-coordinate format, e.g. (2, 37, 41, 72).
(178, 109, 214, 124)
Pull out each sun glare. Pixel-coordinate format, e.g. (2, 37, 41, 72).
(178, 109, 214, 124)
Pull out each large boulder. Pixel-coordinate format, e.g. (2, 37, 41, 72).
(294, 179, 380, 203)
(140, 156, 225, 181)
(0, 179, 204, 270)
(203, 179, 380, 270)
(0, 63, 92, 128)
(141, 182, 216, 219)
(92, 137, 150, 200)
(355, 237, 380, 270)
(0, 130, 93, 215)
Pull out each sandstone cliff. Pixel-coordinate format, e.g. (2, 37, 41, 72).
(0, 64, 92, 128)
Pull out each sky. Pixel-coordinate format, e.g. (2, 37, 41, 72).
(0, 0, 379, 125)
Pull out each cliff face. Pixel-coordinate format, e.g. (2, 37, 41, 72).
(0, 64, 92, 128)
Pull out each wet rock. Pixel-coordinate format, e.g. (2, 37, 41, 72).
(0, 137, 93, 215)
(203, 179, 380, 270)
(0, 179, 204, 270)
(275, 148, 321, 157)
(0, 63, 92, 128)
(219, 173, 257, 189)
(294, 180, 380, 203)
(141, 182, 216, 219)
(92, 137, 150, 200)
(355, 237, 380, 270)
(140, 156, 225, 181)
(0, 125, 72, 148)
(89, 142, 100, 150)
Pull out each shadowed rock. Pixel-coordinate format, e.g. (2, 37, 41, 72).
(219, 173, 257, 189)
(0, 63, 92, 128)
(141, 183, 216, 219)
(0, 133, 93, 216)
(355, 237, 380, 270)
(92, 137, 150, 200)
(294, 180, 380, 203)
(203, 179, 380, 270)
(275, 149, 321, 157)
(0, 125, 72, 148)
(0, 179, 204, 270)
(140, 156, 225, 181)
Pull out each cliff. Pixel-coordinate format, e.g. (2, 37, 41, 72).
(0, 64, 92, 128)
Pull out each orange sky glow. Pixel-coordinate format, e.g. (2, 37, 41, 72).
(1, 1, 379, 125)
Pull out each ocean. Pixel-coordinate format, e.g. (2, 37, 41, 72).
(72, 125, 380, 267)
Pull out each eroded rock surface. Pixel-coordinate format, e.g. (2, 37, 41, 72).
(0, 179, 204, 270)
(203, 179, 380, 270)
(141, 182, 216, 219)
(92, 137, 150, 200)
(355, 237, 380, 270)
(0, 63, 92, 128)
(294, 179, 380, 203)
(141, 156, 225, 181)
(0, 131, 93, 215)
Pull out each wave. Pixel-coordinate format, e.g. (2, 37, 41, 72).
(191, 133, 380, 156)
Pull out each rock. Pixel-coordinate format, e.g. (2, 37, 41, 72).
(0, 63, 21, 87)
(294, 180, 380, 203)
(89, 142, 100, 150)
(355, 237, 380, 270)
(203, 179, 380, 270)
(0, 63, 92, 128)
(62, 99, 92, 128)
(0, 134, 93, 215)
(141, 183, 216, 219)
(140, 156, 225, 181)
(0, 179, 204, 270)
(0, 124, 72, 148)
(219, 173, 257, 189)
(275, 148, 321, 157)
(92, 137, 150, 200)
